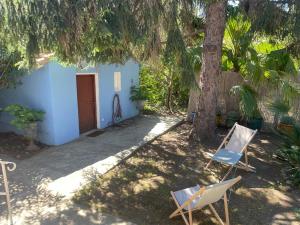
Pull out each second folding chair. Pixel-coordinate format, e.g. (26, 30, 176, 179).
(169, 176, 241, 225)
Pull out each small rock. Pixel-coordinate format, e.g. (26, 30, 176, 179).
(16, 154, 21, 159)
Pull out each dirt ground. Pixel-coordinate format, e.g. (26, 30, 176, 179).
(0, 132, 45, 159)
(74, 122, 300, 225)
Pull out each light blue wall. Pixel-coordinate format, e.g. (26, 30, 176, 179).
(0, 60, 140, 145)
(47, 60, 139, 144)
(48, 62, 79, 145)
(0, 65, 56, 145)
(99, 60, 139, 128)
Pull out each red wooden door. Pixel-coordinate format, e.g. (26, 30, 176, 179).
(76, 75, 97, 133)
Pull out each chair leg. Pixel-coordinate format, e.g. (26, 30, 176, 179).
(209, 204, 225, 225)
(236, 162, 256, 172)
(221, 166, 234, 182)
(205, 159, 213, 170)
(188, 206, 193, 225)
(245, 147, 249, 169)
(224, 192, 230, 225)
(170, 192, 190, 225)
(1, 163, 13, 225)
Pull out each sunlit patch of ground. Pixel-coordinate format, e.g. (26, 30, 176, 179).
(73, 123, 300, 225)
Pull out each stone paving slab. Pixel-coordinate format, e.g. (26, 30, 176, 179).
(0, 115, 183, 225)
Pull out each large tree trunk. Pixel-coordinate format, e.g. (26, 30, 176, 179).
(187, 88, 198, 117)
(193, 0, 227, 140)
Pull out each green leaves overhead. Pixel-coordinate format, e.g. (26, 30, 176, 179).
(222, 11, 300, 105)
(268, 99, 291, 116)
(223, 13, 253, 72)
(264, 49, 298, 76)
(1, 0, 159, 65)
(1, 0, 300, 94)
(241, 0, 300, 57)
(1, 1, 201, 64)
(0, 0, 207, 90)
(0, 43, 24, 89)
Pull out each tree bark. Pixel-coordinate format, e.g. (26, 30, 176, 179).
(166, 70, 174, 113)
(193, 0, 227, 140)
(187, 88, 198, 117)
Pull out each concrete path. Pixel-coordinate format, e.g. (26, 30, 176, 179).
(0, 115, 182, 225)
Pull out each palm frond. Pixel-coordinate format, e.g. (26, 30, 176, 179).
(230, 84, 258, 119)
(268, 100, 290, 116)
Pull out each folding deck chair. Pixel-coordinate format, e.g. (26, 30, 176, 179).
(205, 123, 257, 181)
(0, 160, 16, 225)
(169, 176, 241, 225)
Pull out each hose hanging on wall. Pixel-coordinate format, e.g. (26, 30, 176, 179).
(112, 93, 122, 125)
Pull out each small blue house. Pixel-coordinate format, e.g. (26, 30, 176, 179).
(0, 59, 140, 145)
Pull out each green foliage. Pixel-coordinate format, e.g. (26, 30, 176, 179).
(130, 86, 147, 101)
(4, 104, 44, 130)
(1, 0, 300, 124)
(280, 144, 300, 185)
(226, 111, 240, 127)
(268, 100, 292, 127)
(223, 12, 300, 117)
(0, 44, 24, 89)
(280, 115, 295, 126)
(187, 41, 203, 74)
(268, 100, 290, 117)
(223, 13, 253, 72)
(230, 84, 260, 119)
(242, 0, 300, 57)
(138, 28, 203, 111)
(278, 124, 300, 185)
(260, 50, 300, 103)
(240, 39, 300, 100)
(254, 41, 284, 55)
(222, 12, 300, 122)
(139, 64, 189, 111)
(264, 50, 298, 76)
(0, 1, 201, 67)
(139, 66, 166, 106)
(0, 0, 207, 118)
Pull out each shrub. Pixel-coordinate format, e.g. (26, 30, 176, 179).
(226, 111, 240, 127)
(4, 104, 44, 129)
(280, 115, 295, 125)
(0, 44, 24, 90)
(230, 84, 260, 120)
(268, 100, 291, 127)
(278, 124, 300, 186)
(268, 100, 290, 117)
(130, 86, 147, 101)
(139, 65, 189, 111)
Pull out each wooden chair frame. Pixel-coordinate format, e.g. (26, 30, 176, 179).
(169, 176, 241, 225)
(205, 123, 257, 181)
(0, 160, 16, 225)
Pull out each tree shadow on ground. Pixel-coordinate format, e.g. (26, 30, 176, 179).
(74, 123, 300, 225)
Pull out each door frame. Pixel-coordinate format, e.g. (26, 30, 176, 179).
(76, 73, 101, 131)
